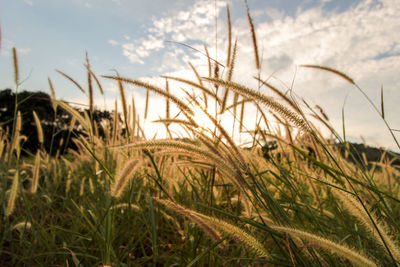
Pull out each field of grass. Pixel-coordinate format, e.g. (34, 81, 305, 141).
(1, 6, 400, 267)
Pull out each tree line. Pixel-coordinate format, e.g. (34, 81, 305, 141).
(0, 88, 113, 156)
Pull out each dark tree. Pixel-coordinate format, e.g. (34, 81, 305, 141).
(0, 89, 113, 156)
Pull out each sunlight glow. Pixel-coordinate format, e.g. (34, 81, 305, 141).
(191, 105, 215, 132)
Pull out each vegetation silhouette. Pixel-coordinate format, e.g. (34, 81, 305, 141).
(0, 88, 113, 156)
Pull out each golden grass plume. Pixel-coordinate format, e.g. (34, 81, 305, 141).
(333, 189, 400, 262)
(154, 197, 224, 248)
(111, 159, 140, 198)
(6, 171, 19, 217)
(30, 150, 41, 194)
(272, 226, 378, 267)
(32, 111, 44, 144)
(203, 78, 309, 131)
(12, 47, 19, 86)
(155, 197, 269, 257)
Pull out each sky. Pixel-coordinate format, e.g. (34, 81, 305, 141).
(1, 0, 400, 150)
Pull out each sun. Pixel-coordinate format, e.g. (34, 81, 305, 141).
(191, 105, 215, 131)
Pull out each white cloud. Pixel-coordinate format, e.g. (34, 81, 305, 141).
(17, 47, 31, 54)
(210, 0, 400, 150)
(104, 82, 119, 93)
(0, 39, 31, 56)
(111, 0, 122, 5)
(122, 43, 134, 51)
(24, 0, 33, 6)
(116, 0, 400, 149)
(108, 39, 119, 46)
(156, 48, 185, 72)
(121, 43, 144, 64)
(142, 35, 164, 50)
(120, 0, 226, 66)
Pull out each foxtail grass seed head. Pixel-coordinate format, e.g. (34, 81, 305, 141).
(86, 52, 94, 114)
(48, 78, 58, 111)
(11, 111, 22, 157)
(57, 100, 90, 131)
(111, 159, 140, 198)
(115, 74, 130, 137)
(103, 76, 194, 116)
(272, 226, 378, 267)
(65, 171, 72, 195)
(245, 1, 260, 70)
(15, 110, 22, 134)
(112, 100, 118, 144)
(227, 39, 237, 82)
(334, 189, 400, 262)
(56, 70, 86, 95)
(300, 65, 355, 85)
(86, 64, 104, 95)
(12, 47, 19, 86)
(30, 151, 41, 194)
(203, 215, 269, 258)
(155, 198, 268, 256)
(204, 78, 309, 131)
(154, 198, 224, 248)
(6, 171, 19, 217)
(32, 111, 44, 144)
(226, 4, 232, 68)
(11, 221, 31, 232)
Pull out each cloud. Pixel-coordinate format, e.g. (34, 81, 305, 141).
(24, 0, 33, 6)
(104, 82, 119, 93)
(0, 39, 31, 56)
(16, 47, 31, 54)
(108, 39, 119, 46)
(122, 43, 144, 64)
(119, 0, 225, 66)
(111, 0, 122, 5)
(115, 0, 400, 149)
(216, 0, 400, 149)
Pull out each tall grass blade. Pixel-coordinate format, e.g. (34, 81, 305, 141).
(148, 196, 158, 264)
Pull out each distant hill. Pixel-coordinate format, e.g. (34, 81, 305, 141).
(261, 140, 400, 168)
(335, 141, 400, 168)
